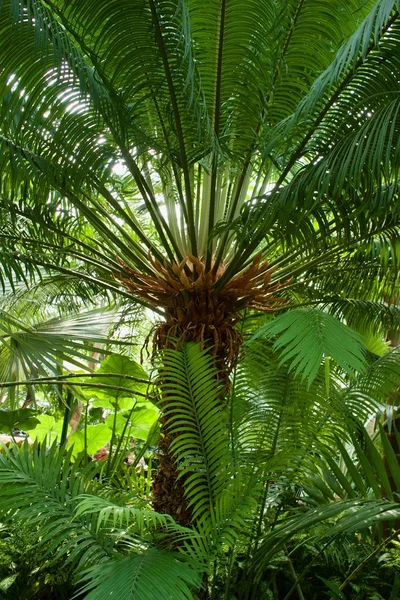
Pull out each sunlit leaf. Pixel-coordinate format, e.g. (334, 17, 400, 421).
(82, 354, 148, 409)
(69, 424, 112, 457)
(253, 309, 366, 386)
(28, 415, 65, 444)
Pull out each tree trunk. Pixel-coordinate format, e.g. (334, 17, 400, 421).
(382, 320, 400, 535)
(117, 253, 286, 523)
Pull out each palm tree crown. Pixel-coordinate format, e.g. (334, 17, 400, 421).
(0, 0, 398, 320)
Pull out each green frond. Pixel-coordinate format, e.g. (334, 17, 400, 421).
(210, 471, 260, 550)
(277, 12, 400, 212)
(0, 441, 112, 571)
(267, 0, 376, 126)
(291, 0, 399, 124)
(159, 343, 232, 525)
(0, 0, 392, 270)
(0, 441, 202, 597)
(0, 306, 117, 394)
(232, 343, 330, 468)
(252, 309, 366, 386)
(78, 548, 201, 600)
(301, 418, 400, 519)
(75, 494, 193, 541)
(252, 499, 400, 581)
(345, 347, 400, 412)
(281, 234, 400, 308)
(324, 299, 400, 339)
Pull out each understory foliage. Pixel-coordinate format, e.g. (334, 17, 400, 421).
(0, 331, 399, 598)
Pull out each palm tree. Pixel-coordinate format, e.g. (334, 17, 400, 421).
(0, 0, 399, 521)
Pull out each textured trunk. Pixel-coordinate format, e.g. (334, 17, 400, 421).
(152, 305, 240, 525)
(152, 415, 193, 524)
(117, 253, 287, 522)
(382, 323, 400, 536)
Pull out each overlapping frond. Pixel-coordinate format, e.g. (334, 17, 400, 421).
(0, 305, 116, 391)
(252, 309, 366, 386)
(345, 347, 400, 413)
(158, 343, 231, 524)
(0, 0, 394, 274)
(0, 442, 111, 571)
(79, 548, 200, 600)
(0, 441, 202, 598)
(252, 499, 400, 581)
(233, 340, 344, 473)
(302, 422, 400, 504)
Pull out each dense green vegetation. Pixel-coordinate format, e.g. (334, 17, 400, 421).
(0, 0, 399, 597)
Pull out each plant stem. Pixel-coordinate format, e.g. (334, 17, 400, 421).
(282, 537, 336, 600)
(60, 390, 74, 447)
(109, 401, 137, 473)
(223, 548, 236, 600)
(329, 528, 400, 600)
(210, 559, 219, 600)
(272, 573, 279, 600)
(0, 379, 149, 398)
(284, 546, 305, 600)
(106, 403, 119, 477)
(83, 400, 89, 458)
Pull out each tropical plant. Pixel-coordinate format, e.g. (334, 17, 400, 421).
(0, 336, 400, 599)
(0, 440, 201, 600)
(0, 1, 400, 596)
(0, 521, 75, 599)
(0, 0, 399, 522)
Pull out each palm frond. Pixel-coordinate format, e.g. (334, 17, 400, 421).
(345, 347, 400, 414)
(159, 343, 231, 524)
(252, 499, 400, 581)
(0, 441, 201, 597)
(0, 441, 111, 570)
(0, 307, 117, 390)
(289, 0, 399, 125)
(75, 494, 195, 543)
(324, 299, 400, 339)
(79, 548, 201, 600)
(251, 309, 366, 386)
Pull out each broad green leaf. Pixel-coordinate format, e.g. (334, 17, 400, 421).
(82, 354, 148, 408)
(91, 397, 113, 410)
(105, 403, 159, 441)
(129, 403, 159, 441)
(0, 408, 39, 434)
(28, 415, 65, 444)
(105, 412, 130, 436)
(91, 396, 135, 411)
(69, 424, 112, 457)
